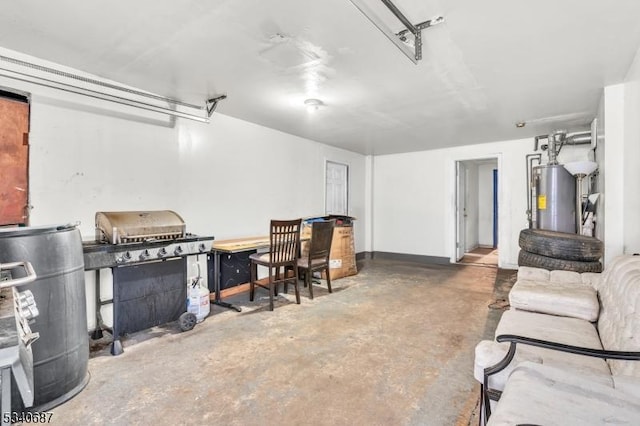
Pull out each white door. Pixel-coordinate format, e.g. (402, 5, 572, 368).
(326, 161, 349, 215)
(456, 161, 467, 261)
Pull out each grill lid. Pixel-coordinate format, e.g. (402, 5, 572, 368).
(95, 210, 186, 244)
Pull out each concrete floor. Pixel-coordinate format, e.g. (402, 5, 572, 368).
(459, 247, 499, 267)
(47, 258, 512, 426)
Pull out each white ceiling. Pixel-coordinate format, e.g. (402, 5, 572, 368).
(1, 0, 640, 155)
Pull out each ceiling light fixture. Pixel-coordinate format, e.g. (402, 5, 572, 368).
(304, 98, 324, 113)
(516, 122, 526, 128)
(347, 0, 444, 64)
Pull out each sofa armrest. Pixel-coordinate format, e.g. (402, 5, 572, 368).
(481, 334, 640, 421)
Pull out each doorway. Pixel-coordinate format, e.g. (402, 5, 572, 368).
(325, 161, 349, 215)
(455, 158, 498, 266)
(0, 90, 30, 226)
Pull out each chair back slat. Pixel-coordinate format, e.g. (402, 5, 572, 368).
(308, 220, 335, 262)
(250, 218, 303, 310)
(270, 219, 302, 265)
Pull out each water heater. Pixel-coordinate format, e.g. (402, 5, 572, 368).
(533, 164, 576, 233)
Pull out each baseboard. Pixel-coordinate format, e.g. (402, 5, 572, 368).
(214, 283, 251, 299)
(371, 251, 451, 265)
(356, 251, 371, 260)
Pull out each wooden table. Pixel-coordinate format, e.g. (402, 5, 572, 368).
(211, 236, 271, 253)
(210, 236, 270, 312)
(210, 235, 308, 312)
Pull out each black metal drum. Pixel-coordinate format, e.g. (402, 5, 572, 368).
(0, 224, 89, 411)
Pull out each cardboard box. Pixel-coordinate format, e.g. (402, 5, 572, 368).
(300, 218, 357, 280)
(324, 225, 357, 280)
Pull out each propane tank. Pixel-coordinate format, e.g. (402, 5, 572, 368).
(186, 266, 210, 323)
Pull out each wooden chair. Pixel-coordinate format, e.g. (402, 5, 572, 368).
(297, 220, 335, 299)
(249, 219, 302, 311)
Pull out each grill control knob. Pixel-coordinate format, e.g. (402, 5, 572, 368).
(198, 243, 207, 253)
(139, 250, 150, 261)
(174, 246, 183, 256)
(158, 248, 167, 258)
(123, 252, 132, 261)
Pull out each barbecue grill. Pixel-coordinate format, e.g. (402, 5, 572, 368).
(82, 210, 214, 355)
(84, 210, 210, 269)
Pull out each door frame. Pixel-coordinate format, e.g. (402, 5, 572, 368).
(455, 161, 467, 261)
(451, 154, 502, 265)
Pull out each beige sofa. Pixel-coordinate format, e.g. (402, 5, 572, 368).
(474, 254, 640, 425)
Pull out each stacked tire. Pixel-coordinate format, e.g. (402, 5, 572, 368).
(518, 228, 603, 273)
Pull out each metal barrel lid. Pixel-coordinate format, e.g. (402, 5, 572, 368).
(0, 223, 78, 238)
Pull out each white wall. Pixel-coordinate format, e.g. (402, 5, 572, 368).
(0, 48, 367, 330)
(594, 95, 605, 245)
(26, 101, 367, 244)
(364, 155, 374, 253)
(372, 138, 591, 269)
(594, 45, 640, 264)
(602, 84, 626, 264)
(622, 47, 640, 255)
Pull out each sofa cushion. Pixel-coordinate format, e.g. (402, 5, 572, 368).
(509, 278, 599, 321)
(597, 255, 640, 377)
(516, 266, 549, 281)
(474, 310, 610, 390)
(487, 362, 640, 426)
(495, 310, 604, 351)
(511, 266, 600, 321)
(581, 272, 602, 289)
(548, 269, 583, 283)
(613, 375, 640, 397)
(517, 267, 591, 286)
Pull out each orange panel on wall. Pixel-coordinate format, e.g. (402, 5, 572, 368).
(0, 96, 29, 226)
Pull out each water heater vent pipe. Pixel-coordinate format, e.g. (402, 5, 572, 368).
(533, 130, 592, 165)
